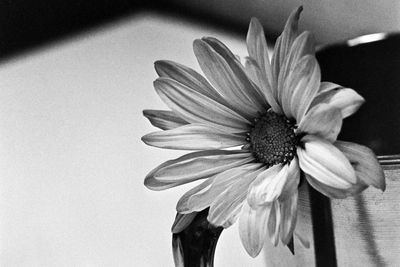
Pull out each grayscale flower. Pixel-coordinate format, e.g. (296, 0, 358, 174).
(142, 7, 385, 257)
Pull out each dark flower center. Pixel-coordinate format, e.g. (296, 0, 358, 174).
(248, 111, 298, 167)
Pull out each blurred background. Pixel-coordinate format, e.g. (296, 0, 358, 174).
(0, 1, 399, 266)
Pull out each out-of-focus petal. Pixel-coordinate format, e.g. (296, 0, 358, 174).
(154, 60, 222, 101)
(142, 123, 245, 151)
(279, 191, 298, 245)
(177, 163, 262, 213)
(298, 135, 356, 189)
(298, 103, 342, 142)
(239, 202, 272, 257)
(144, 150, 254, 190)
(278, 158, 300, 201)
(207, 168, 264, 227)
(335, 141, 385, 191)
(311, 87, 365, 118)
(271, 6, 303, 87)
(305, 174, 367, 199)
(171, 212, 197, 234)
(267, 200, 281, 246)
(143, 109, 187, 130)
(193, 39, 266, 119)
(154, 77, 250, 133)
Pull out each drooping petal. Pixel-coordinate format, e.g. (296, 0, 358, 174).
(267, 200, 281, 246)
(193, 39, 265, 119)
(283, 55, 321, 122)
(305, 174, 367, 199)
(278, 158, 301, 201)
(278, 31, 315, 108)
(207, 167, 264, 227)
(142, 123, 245, 151)
(176, 178, 214, 212)
(279, 191, 298, 245)
(271, 6, 303, 87)
(239, 202, 272, 257)
(154, 60, 223, 101)
(311, 87, 365, 118)
(154, 77, 250, 132)
(247, 164, 283, 207)
(143, 109, 187, 130)
(335, 141, 385, 191)
(248, 158, 299, 207)
(171, 212, 198, 233)
(177, 163, 263, 213)
(298, 103, 342, 142)
(297, 135, 357, 189)
(144, 150, 254, 190)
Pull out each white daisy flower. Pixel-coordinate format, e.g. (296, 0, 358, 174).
(142, 7, 385, 257)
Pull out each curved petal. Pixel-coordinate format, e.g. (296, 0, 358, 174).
(143, 109, 187, 130)
(171, 212, 197, 233)
(305, 174, 367, 199)
(279, 191, 298, 245)
(267, 200, 281, 246)
(144, 150, 254, 190)
(239, 202, 272, 257)
(298, 103, 342, 142)
(278, 158, 300, 201)
(311, 87, 365, 119)
(271, 6, 303, 87)
(193, 39, 265, 119)
(335, 141, 385, 191)
(141, 123, 245, 150)
(177, 163, 263, 213)
(207, 167, 264, 227)
(298, 135, 357, 189)
(283, 55, 321, 122)
(154, 77, 250, 132)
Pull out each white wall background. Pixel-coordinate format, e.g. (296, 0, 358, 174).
(0, 13, 267, 266)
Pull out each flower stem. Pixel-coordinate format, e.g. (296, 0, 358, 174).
(172, 209, 223, 267)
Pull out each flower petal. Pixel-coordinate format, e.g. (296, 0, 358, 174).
(271, 6, 303, 87)
(177, 163, 262, 213)
(141, 123, 245, 150)
(298, 103, 343, 142)
(246, 18, 280, 112)
(154, 77, 249, 132)
(239, 202, 272, 257)
(193, 39, 265, 119)
(154, 60, 223, 101)
(335, 141, 385, 191)
(171, 212, 197, 233)
(305, 174, 367, 199)
(298, 135, 357, 189)
(143, 109, 187, 130)
(247, 164, 283, 207)
(311, 87, 365, 118)
(144, 150, 254, 190)
(244, 56, 280, 112)
(207, 167, 264, 227)
(267, 200, 281, 246)
(248, 159, 299, 207)
(279, 191, 298, 245)
(283, 55, 321, 122)
(278, 31, 314, 107)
